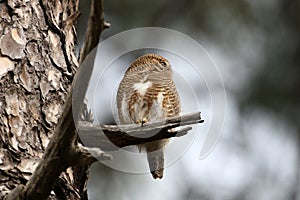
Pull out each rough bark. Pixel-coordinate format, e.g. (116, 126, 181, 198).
(0, 0, 79, 199)
(0, 0, 203, 199)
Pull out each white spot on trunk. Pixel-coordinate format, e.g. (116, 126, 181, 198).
(11, 28, 26, 45)
(0, 56, 14, 78)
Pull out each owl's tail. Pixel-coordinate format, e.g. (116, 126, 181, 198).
(145, 141, 167, 179)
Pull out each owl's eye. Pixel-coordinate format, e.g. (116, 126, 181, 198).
(159, 61, 167, 67)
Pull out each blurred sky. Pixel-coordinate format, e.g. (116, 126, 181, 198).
(77, 0, 300, 199)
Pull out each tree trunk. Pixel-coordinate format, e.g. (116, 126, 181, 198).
(0, 0, 84, 199)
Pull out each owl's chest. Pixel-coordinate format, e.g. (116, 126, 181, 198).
(120, 81, 166, 124)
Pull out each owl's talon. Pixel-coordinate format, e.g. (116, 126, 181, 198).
(136, 119, 141, 124)
(141, 117, 148, 126)
(142, 117, 148, 123)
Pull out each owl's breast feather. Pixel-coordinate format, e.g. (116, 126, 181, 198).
(133, 81, 152, 96)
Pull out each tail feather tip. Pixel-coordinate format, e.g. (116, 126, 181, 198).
(151, 170, 163, 179)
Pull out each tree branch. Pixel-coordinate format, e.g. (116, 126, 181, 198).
(79, 0, 109, 64)
(74, 0, 109, 123)
(78, 112, 204, 151)
(5, 0, 204, 199)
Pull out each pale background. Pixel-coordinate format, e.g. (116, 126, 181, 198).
(77, 0, 300, 199)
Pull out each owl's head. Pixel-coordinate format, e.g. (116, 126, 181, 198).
(125, 54, 171, 74)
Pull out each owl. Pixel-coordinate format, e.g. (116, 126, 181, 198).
(116, 54, 180, 179)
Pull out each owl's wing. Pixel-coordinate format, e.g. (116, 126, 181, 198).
(116, 78, 128, 124)
(161, 80, 181, 118)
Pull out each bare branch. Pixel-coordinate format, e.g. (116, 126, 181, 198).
(4, 0, 203, 199)
(78, 112, 204, 151)
(79, 0, 108, 64)
(74, 0, 108, 123)
(75, 144, 112, 163)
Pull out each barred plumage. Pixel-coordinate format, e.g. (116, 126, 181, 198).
(116, 54, 180, 179)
